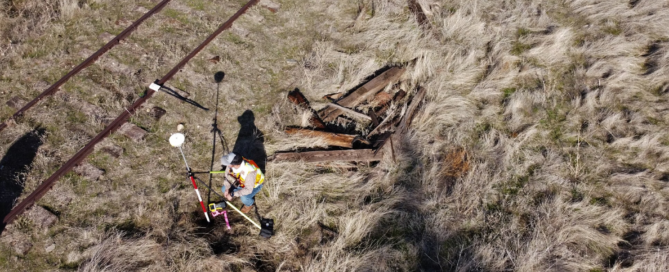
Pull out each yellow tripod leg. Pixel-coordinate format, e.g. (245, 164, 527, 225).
(225, 201, 261, 229)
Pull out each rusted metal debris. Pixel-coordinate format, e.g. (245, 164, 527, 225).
(273, 66, 427, 164)
(287, 89, 326, 129)
(0, 0, 173, 133)
(3, 0, 260, 225)
(270, 149, 384, 163)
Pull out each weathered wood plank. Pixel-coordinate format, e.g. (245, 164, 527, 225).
(148, 106, 167, 121)
(118, 122, 147, 142)
(287, 89, 326, 129)
(271, 149, 384, 163)
(285, 127, 357, 148)
(367, 108, 402, 137)
(370, 91, 393, 107)
(73, 162, 105, 181)
(320, 67, 405, 122)
(6, 96, 25, 109)
(322, 92, 344, 101)
(101, 145, 123, 158)
(375, 90, 406, 117)
(398, 86, 427, 132)
(327, 103, 372, 121)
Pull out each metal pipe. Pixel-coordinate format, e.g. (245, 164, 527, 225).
(225, 201, 261, 229)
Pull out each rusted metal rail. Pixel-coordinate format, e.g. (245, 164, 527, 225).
(0, 0, 172, 132)
(3, 0, 260, 225)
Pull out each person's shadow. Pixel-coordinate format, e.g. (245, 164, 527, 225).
(232, 110, 266, 173)
(0, 128, 45, 235)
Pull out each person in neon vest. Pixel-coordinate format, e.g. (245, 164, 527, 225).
(220, 152, 265, 213)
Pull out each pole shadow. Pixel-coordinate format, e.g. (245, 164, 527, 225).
(232, 110, 267, 173)
(208, 71, 230, 204)
(158, 84, 209, 111)
(0, 128, 45, 235)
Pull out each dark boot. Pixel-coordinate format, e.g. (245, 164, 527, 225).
(241, 205, 252, 213)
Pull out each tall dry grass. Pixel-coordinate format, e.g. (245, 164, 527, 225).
(0, 0, 668, 271)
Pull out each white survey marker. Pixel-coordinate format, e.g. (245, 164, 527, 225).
(169, 133, 185, 147)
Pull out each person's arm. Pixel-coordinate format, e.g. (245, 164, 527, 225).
(233, 170, 256, 197)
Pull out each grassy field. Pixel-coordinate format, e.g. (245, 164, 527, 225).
(1, 0, 668, 271)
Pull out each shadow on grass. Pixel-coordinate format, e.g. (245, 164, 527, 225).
(232, 110, 267, 173)
(357, 133, 484, 271)
(0, 128, 45, 235)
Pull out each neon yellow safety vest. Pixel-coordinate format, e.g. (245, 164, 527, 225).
(232, 158, 265, 188)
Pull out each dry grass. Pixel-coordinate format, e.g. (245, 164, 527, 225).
(0, 0, 668, 271)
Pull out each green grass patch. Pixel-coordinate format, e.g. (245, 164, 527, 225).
(163, 8, 190, 25)
(185, 0, 207, 11)
(157, 177, 172, 193)
(65, 173, 90, 195)
(511, 41, 532, 55)
(589, 196, 609, 206)
(66, 110, 88, 124)
(516, 27, 531, 37)
(502, 88, 516, 100)
(603, 21, 623, 36)
(570, 188, 584, 202)
(88, 1, 107, 10)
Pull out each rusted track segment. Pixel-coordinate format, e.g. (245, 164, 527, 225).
(285, 127, 359, 148)
(270, 149, 384, 163)
(3, 0, 259, 225)
(0, 0, 173, 132)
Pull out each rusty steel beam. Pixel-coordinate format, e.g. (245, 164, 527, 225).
(270, 149, 384, 163)
(3, 0, 259, 225)
(285, 127, 358, 148)
(0, 0, 172, 132)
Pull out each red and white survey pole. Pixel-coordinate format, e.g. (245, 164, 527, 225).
(170, 133, 210, 223)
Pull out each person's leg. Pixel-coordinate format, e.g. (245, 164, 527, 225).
(220, 184, 227, 194)
(240, 184, 263, 207)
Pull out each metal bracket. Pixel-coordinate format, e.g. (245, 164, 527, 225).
(149, 82, 162, 91)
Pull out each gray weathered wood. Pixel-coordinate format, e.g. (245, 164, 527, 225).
(320, 67, 405, 122)
(73, 162, 105, 180)
(375, 90, 406, 117)
(148, 106, 167, 121)
(6, 96, 25, 109)
(118, 122, 147, 142)
(327, 103, 372, 121)
(398, 86, 427, 132)
(100, 145, 123, 158)
(26, 206, 58, 230)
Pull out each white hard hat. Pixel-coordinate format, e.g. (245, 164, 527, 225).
(220, 153, 237, 166)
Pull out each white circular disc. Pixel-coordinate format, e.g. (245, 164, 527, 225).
(169, 133, 185, 147)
